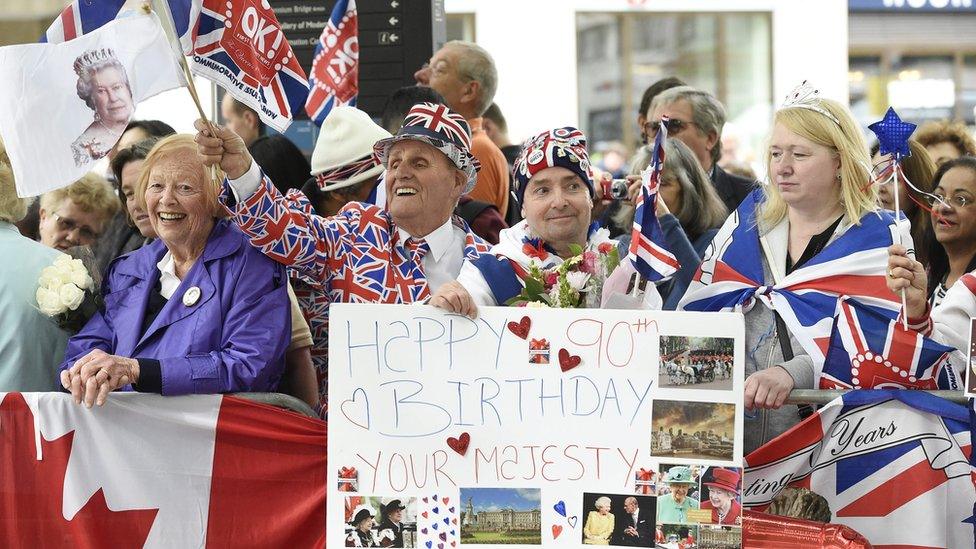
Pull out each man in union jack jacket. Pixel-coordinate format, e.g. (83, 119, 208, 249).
(193, 102, 490, 359)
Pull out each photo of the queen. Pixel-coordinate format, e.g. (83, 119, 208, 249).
(71, 48, 134, 166)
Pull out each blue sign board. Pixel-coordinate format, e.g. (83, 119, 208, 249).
(850, 0, 976, 11)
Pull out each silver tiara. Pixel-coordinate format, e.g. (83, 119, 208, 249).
(780, 81, 842, 126)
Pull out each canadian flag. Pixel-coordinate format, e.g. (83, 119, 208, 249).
(0, 392, 326, 547)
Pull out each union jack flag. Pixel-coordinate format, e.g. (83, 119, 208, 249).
(744, 390, 975, 548)
(305, 0, 358, 126)
(679, 190, 905, 371)
(627, 117, 679, 282)
(192, 0, 309, 132)
(821, 297, 959, 391)
(42, 0, 199, 50)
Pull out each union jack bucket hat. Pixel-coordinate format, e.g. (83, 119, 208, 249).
(373, 102, 481, 193)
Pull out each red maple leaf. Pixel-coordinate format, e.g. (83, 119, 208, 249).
(0, 393, 158, 548)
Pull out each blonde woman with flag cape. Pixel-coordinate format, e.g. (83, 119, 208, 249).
(678, 82, 909, 453)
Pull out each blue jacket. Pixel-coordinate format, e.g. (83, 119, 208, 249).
(0, 221, 69, 391)
(60, 219, 290, 395)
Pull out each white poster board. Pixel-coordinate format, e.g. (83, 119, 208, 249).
(329, 305, 745, 548)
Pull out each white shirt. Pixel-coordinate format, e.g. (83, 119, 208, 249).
(156, 251, 181, 300)
(227, 161, 466, 293)
(396, 220, 466, 293)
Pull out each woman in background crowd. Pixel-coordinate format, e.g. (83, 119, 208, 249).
(918, 157, 976, 308)
(619, 137, 727, 308)
(870, 139, 936, 267)
(914, 119, 976, 167)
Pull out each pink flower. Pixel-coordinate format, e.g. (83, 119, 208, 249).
(544, 271, 558, 286)
(580, 251, 597, 274)
(598, 242, 614, 254)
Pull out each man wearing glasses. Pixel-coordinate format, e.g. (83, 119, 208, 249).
(647, 86, 755, 212)
(38, 173, 118, 251)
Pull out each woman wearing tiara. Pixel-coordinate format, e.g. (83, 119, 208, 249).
(679, 82, 908, 453)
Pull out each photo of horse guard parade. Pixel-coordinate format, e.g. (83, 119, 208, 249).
(659, 336, 734, 390)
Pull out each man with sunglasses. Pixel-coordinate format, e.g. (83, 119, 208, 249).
(647, 86, 755, 212)
(37, 173, 118, 252)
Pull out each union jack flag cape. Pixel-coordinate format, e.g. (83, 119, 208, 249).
(44, 0, 309, 133)
(627, 118, 679, 282)
(821, 297, 960, 391)
(305, 0, 358, 126)
(678, 189, 904, 373)
(744, 391, 975, 549)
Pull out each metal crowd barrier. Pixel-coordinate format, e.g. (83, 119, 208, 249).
(233, 392, 319, 418)
(786, 389, 968, 405)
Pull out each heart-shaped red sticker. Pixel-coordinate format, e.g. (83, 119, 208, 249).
(506, 316, 531, 339)
(447, 432, 471, 456)
(558, 349, 581, 372)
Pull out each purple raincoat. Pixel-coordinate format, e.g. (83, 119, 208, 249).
(60, 219, 290, 395)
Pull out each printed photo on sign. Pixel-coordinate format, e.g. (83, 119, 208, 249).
(966, 318, 976, 397)
(656, 523, 699, 548)
(344, 496, 417, 548)
(460, 488, 541, 545)
(698, 467, 742, 526)
(659, 336, 734, 390)
(650, 401, 735, 461)
(529, 337, 550, 364)
(70, 48, 134, 166)
(580, 493, 656, 547)
(634, 466, 658, 496)
(697, 524, 742, 549)
(655, 464, 701, 525)
(337, 466, 358, 492)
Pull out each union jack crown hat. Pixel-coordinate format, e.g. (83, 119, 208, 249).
(512, 126, 594, 205)
(373, 102, 480, 193)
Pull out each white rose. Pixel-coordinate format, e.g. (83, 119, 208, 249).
(53, 261, 75, 284)
(58, 283, 86, 311)
(38, 265, 62, 289)
(68, 263, 93, 290)
(36, 287, 66, 316)
(525, 301, 550, 308)
(54, 254, 73, 267)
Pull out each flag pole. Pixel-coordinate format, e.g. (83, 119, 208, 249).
(148, 0, 218, 184)
(891, 162, 909, 330)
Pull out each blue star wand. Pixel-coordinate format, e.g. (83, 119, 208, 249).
(869, 107, 917, 329)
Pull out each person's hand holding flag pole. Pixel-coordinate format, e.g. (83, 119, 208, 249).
(627, 116, 680, 289)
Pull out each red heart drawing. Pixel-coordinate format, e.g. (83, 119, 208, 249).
(558, 349, 581, 372)
(422, 511, 429, 519)
(552, 524, 563, 539)
(506, 316, 531, 339)
(443, 497, 450, 505)
(447, 432, 470, 456)
(452, 518, 458, 525)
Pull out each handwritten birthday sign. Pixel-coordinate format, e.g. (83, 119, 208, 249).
(329, 305, 745, 548)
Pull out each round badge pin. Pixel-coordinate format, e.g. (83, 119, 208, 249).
(182, 286, 201, 307)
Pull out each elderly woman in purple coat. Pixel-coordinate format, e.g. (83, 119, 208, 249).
(59, 134, 290, 407)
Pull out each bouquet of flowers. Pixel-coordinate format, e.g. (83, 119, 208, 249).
(35, 254, 99, 333)
(506, 242, 620, 308)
